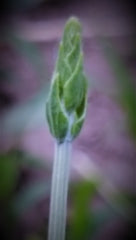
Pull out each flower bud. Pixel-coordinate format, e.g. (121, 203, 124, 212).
(46, 17, 88, 143)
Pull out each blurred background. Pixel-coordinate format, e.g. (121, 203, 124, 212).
(0, 0, 136, 239)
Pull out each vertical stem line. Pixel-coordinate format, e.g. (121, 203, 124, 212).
(48, 141, 72, 240)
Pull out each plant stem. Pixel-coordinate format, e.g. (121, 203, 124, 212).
(48, 140, 72, 240)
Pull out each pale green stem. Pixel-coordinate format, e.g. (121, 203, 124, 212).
(48, 140, 72, 240)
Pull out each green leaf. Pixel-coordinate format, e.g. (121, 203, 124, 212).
(46, 74, 68, 142)
(0, 154, 18, 199)
(63, 55, 86, 112)
(69, 181, 97, 240)
(62, 17, 81, 55)
(101, 39, 136, 140)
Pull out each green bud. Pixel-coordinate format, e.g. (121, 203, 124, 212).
(46, 17, 88, 143)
